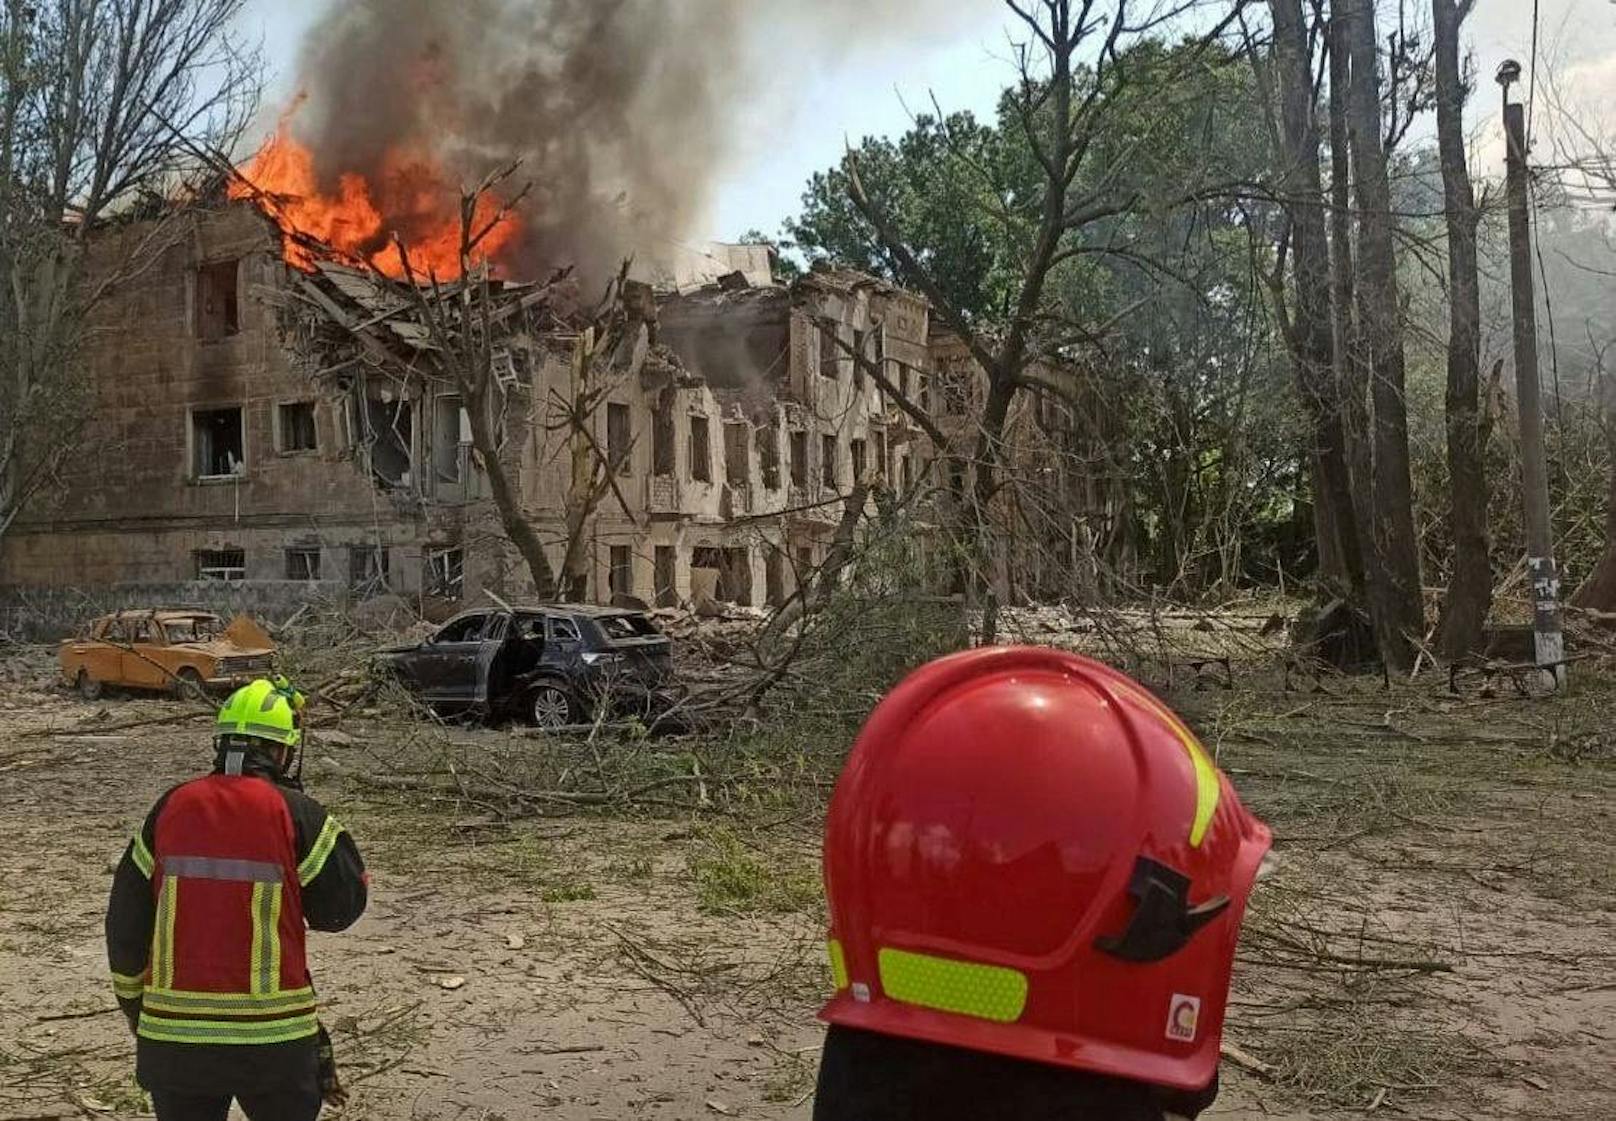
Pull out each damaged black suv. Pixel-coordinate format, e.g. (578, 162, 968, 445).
(375, 605, 676, 729)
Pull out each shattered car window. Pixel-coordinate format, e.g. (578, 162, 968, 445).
(599, 614, 659, 640)
(515, 614, 547, 640)
(164, 616, 223, 643)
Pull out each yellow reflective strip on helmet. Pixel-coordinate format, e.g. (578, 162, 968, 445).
(1115, 683, 1221, 848)
(153, 875, 178, 989)
(137, 1011, 319, 1045)
(142, 986, 314, 1014)
(111, 970, 146, 999)
(130, 835, 154, 878)
(877, 948, 1028, 1024)
(297, 817, 343, 886)
(827, 939, 849, 991)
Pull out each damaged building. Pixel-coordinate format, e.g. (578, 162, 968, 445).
(0, 200, 942, 615)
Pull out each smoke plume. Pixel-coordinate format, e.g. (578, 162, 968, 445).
(279, 0, 979, 283)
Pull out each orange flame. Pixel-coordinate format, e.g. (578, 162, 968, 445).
(230, 122, 520, 280)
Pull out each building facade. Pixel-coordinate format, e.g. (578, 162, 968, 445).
(0, 202, 941, 614)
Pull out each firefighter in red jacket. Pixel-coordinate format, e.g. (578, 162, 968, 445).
(813, 647, 1272, 1121)
(106, 678, 367, 1121)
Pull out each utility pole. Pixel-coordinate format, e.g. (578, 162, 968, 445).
(1498, 60, 1566, 687)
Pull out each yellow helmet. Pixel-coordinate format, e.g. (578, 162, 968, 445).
(215, 678, 303, 748)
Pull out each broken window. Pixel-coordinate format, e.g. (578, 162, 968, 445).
(609, 545, 634, 601)
(654, 546, 677, 607)
(653, 391, 676, 475)
(692, 546, 752, 605)
(689, 415, 712, 482)
(853, 329, 868, 389)
(901, 365, 914, 400)
(196, 259, 239, 341)
(285, 547, 321, 581)
(820, 325, 839, 378)
(757, 425, 781, 489)
(873, 429, 888, 480)
(433, 395, 470, 482)
(195, 548, 245, 582)
(191, 407, 244, 480)
(850, 438, 867, 483)
(435, 613, 487, 643)
(349, 545, 390, 590)
(940, 366, 971, 415)
(364, 397, 413, 486)
(822, 434, 838, 488)
(425, 548, 464, 599)
(790, 430, 807, 487)
(607, 402, 633, 474)
(902, 452, 914, 492)
(277, 402, 318, 453)
(765, 549, 785, 607)
(724, 421, 749, 485)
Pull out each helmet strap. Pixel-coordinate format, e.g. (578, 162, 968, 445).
(223, 748, 245, 776)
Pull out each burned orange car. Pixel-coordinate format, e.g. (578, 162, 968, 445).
(59, 610, 276, 700)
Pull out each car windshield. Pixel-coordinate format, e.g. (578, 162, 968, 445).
(163, 616, 223, 643)
(598, 614, 660, 640)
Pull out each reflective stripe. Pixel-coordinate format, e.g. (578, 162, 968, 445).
(249, 882, 284, 994)
(243, 720, 296, 742)
(142, 986, 314, 1015)
(130, 835, 155, 878)
(137, 1011, 319, 1045)
(111, 970, 146, 1000)
(152, 875, 178, 989)
(1116, 683, 1222, 848)
(297, 817, 343, 886)
(827, 939, 849, 991)
(163, 856, 282, 883)
(877, 948, 1028, 1024)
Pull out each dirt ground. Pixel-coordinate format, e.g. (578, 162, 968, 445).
(2, 646, 1613, 1121)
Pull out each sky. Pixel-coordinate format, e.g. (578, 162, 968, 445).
(236, 0, 1616, 243)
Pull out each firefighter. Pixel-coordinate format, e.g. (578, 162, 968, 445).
(813, 647, 1272, 1121)
(106, 678, 367, 1121)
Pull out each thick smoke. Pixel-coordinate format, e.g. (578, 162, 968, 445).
(287, 0, 981, 283)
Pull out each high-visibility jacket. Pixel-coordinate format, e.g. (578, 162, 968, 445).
(106, 754, 366, 1091)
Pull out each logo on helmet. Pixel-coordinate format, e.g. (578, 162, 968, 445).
(1165, 994, 1201, 1042)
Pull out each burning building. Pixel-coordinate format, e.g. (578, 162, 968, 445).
(0, 195, 943, 619)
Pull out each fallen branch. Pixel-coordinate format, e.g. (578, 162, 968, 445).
(21, 709, 213, 738)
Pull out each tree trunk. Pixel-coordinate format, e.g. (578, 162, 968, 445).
(1329, 7, 1375, 590)
(970, 375, 1016, 644)
(463, 382, 558, 600)
(1269, 0, 1364, 598)
(1430, 0, 1492, 658)
(1342, 0, 1425, 671)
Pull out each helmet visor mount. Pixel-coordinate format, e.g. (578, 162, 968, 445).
(1093, 856, 1231, 964)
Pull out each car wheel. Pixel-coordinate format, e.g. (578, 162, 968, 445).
(528, 683, 574, 729)
(173, 667, 207, 701)
(76, 670, 103, 701)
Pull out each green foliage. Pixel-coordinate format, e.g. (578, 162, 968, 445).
(787, 109, 1013, 321)
(689, 826, 819, 916)
(782, 39, 1316, 596)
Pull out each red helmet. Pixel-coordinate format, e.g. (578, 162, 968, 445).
(819, 646, 1270, 1091)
